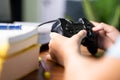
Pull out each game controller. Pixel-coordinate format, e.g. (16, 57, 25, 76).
(51, 18, 98, 55)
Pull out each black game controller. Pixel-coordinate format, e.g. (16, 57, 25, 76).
(51, 18, 98, 55)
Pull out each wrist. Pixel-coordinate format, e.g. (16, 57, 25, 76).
(63, 51, 80, 67)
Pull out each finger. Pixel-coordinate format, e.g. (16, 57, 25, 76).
(46, 54, 52, 61)
(72, 30, 87, 42)
(92, 23, 104, 31)
(90, 21, 100, 26)
(46, 54, 57, 63)
(92, 23, 114, 32)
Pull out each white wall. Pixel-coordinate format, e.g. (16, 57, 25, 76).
(39, 0, 66, 22)
(22, 0, 66, 22)
(22, 0, 40, 22)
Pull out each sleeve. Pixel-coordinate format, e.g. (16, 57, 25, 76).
(106, 36, 120, 59)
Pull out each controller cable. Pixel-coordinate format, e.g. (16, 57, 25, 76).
(38, 20, 57, 27)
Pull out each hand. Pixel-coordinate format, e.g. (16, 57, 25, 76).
(49, 30, 120, 80)
(48, 30, 87, 66)
(92, 22, 120, 50)
(48, 22, 120, 80)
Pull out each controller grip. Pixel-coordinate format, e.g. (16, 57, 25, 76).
(87, 45, 98, 55)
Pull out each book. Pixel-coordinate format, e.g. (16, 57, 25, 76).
(0, 23, 41, 80)
(0, 23, 38, 58)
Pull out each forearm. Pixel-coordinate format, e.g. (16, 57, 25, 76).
(64, 55, 120, 80)
(98, 56, 120, 80)
(88, 56, 120, 80)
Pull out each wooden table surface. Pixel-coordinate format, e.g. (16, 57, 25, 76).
(20, 45, 103, 80)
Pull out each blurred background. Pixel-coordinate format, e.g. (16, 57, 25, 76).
(0, 0, 119, 29)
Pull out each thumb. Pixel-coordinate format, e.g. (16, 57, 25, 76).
(72, 30, 87, 42)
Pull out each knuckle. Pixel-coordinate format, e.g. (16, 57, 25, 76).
(100, 22, 105, 26)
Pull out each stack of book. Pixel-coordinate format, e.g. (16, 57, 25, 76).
(0, 23, 40, 80)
